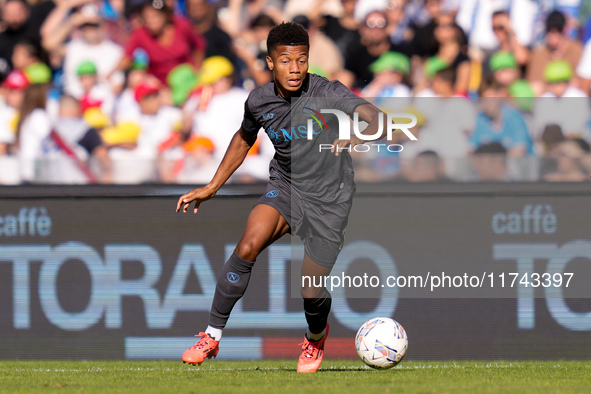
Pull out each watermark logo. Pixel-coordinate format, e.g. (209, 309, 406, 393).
(306, 109, 418, 153)
(303, 103, 329, 134)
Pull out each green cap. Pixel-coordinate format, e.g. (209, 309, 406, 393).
(424, 56, 449, 79)
(489, 51, 518, 72)
(76, 60, 98, 76)
(508, 79, 535, 112)
(24, 62, 52, 84)
(544, 60, 573, 83)
(167, 63, 201, 107)
(370, 51, 410, 75)
(308, 65, 329, 78)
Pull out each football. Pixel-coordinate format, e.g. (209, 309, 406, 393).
(355, 317, 408, 369)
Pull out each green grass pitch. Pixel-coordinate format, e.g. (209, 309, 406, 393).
(1, 360, 590, 393)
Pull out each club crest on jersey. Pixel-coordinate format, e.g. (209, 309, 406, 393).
(265, 190, 279, 198)
(227, 272, 240, 283)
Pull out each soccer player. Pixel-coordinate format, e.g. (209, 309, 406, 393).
(176, 22, 385, 373)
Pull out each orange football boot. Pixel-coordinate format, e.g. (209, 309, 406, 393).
(182, 332, 220, 366)
(297, 324, 329, 373)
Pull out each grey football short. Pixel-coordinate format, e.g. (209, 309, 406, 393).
(255, 176, 352, 267)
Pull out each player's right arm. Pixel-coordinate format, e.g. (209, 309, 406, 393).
(176, 128, 256, 214)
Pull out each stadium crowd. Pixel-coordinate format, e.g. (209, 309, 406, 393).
(1, 0, 591, 184)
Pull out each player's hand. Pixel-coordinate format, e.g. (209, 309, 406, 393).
(176, 185, 216, 214)
(331, 136, 365, 157)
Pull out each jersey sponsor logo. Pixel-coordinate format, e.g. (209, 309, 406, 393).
(227, 272, 240, 283)
(265, 190, 279, 198)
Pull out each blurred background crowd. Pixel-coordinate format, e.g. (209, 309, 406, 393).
(1, 0, 591, 184)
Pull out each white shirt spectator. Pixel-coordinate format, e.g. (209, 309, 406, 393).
(0, 104, 16, 144)
(509, 0, 539, 47)
(113, 88, 141, 124)
(188, 87, 274, 181)
(457, 0, 511, 51)
(576, 38, 591, 80)
(109, 106, 182, 183)
(86, 83, 116, 118)
(19, 108, 52, 182)
(38, 118, 92, 184)
(407, 98, 476, 160)
(63, 38, 124, 99)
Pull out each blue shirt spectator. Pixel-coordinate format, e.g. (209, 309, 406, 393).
(470, 103, 534, 155)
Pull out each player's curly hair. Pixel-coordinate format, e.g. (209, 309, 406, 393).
(266, 22, 309, 56)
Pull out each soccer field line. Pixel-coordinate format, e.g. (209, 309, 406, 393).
(5, 363, 576, 373)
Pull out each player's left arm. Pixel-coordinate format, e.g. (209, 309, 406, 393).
(331, 103, 385, 157)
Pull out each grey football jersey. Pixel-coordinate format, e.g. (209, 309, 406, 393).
(241, 73, 368, 204)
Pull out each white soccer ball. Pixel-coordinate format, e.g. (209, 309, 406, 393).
(355, 317, 408, 369)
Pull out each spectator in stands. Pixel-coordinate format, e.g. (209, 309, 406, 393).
(42, 94, 111, 184)
(456, 0, 509, 58)
(576, 35, 591, 94)
(385, 0, 413, 47)
(430, 65, 454, 97)
(401, 150, 447, 182)
(527, 10, 583, 96)
(489, 51, 520, 90)
(233, 13, 274, 87)
(543, 138, 590, 182)
(179, 56, 273, 181)
(0, 70, 29, 155)
(113, 2, 206, 84)
(217, 0, 283, 38)
(76, 60, 116, 117)
(292, 14, 344, 80)
(433, 12, 470, 94)
(412, 80, 475, 161)
(470, 142, 509, 181)
(16, 82, 51, 183)
(112, 57, 149, 124)
(361, 51, 411, 97)
(0, 0, 36, 80)
(489, 10, 529, 68)
(108, 81, 182, 183)
(409, 0, 441, 59)
(470, 81, 532, 157)
(532, 61, 590, 147)
(540, 123, 565, 158)
(42, 2, 124, 99)
(540, 60, 587, 98)
(186, 0, 237, 65)
(11, 39, 45, 71)
(341, 10, 407, 90)
(413, 55, 447, 96)
(319, 0, 360, 61)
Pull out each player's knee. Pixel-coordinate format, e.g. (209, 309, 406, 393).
(235, 239, 261, 261)
(301, 285, 325, 300)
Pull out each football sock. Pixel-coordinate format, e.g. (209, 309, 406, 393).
(307, 328, 326, 341)
(208, 251, 255, 329)
(205, 326, 223, 341)
(303, 289, 332, 338)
